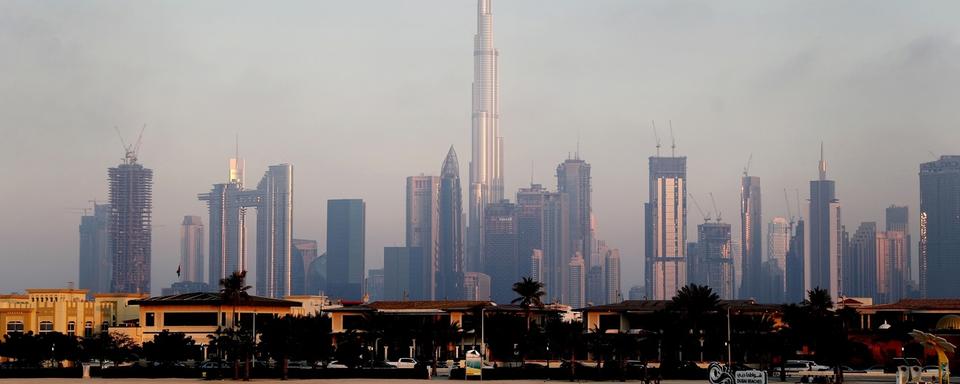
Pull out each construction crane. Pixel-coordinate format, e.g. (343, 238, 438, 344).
(709, 192, 722, 223)
(669, 120, 677, 157)
(652, 121, 661, 156)
(743, 154, 753, 177)
(115, 125, 146, 164)
(688, 193, 711, 223)
(795, 189, 802, 220)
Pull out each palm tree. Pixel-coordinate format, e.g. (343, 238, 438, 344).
(511, 277, 546, 331)
(804, 287, 833, 315)
(670, 284, 720, 362)
(219, 270, 251, 380)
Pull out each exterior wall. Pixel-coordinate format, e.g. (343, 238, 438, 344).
(0, 290, 143, 338)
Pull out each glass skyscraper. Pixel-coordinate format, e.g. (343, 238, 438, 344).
(327, 199, 366, 301)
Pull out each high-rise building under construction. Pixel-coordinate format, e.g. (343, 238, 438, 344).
(108, 151, 153, 294)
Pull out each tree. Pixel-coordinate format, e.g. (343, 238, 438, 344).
(81, 331, 139, 368)
(511, 277, 546, 331)
(143, 330, 196, 365)
(669, 284, 721, 363)
(219, 270, 252, 380)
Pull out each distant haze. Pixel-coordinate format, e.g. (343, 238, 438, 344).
(1, 1, 958, 295)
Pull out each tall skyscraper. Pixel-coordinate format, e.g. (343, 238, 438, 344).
(108, 152, 153, 294)
(604, 249, 621, 304)
(467, 0, 504, 278)
(876, 231, 907, 303)
(384, 247, 425, 300)
(439, 147, 465, 300)
(406, 175, 440, 300)
(785, 218, 805, 302)
(530, 249, 544, 283)
(291, 239, 319, 295)
(199, 157, 258, 285)
(740, 175, 762, 299)
(845, 222, 877, 298)
(327, 199, 366, 301)
(255, 164, 294, 298)
(517, 184, 549, 281)
(542, 191, 568, 303)
(79, 203, 111, 295)
(586, 266, 604, 305)
(557, 158, 593, 266)
(919, 156, 960, 298)
(767, 217, 790, 297)
(464, 272, 492, 301)
(885, 205, 912, 285)
(483, 201, 518, 303)
(567, 253, 586, 308)
(696, 221, 734, 300)
(180, 216, 205, 283)
(809, 145, 841, 299)
(645, 156, 687, 300)
(201, 161, 293, 297)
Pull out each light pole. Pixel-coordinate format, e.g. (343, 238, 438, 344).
(699, 330, 705, 362)
(481, 308, 486, 362)
(726, 307, 732, 366)
(657, 329, 663, 362)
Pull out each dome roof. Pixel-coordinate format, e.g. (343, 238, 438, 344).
(936, 315, 960, 330)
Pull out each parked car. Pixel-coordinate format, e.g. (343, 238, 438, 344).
(363, 360, 397, 369)
(840, 365, 865, 373)
(287, 360, 312, 369)
(884, 358, 922, 373)
(387, 358, 418, 369)
(200, 361, 232, 369)
(785, 360, 831, 372)
(326, 361, 348, 369)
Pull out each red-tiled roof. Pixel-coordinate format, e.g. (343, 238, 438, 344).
(130, 292, 301, 307)
(864, 299, 960, 311)
(367, 300, 492, 310)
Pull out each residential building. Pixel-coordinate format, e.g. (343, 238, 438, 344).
(785, 218, 806, 303)
(464, 272, 491, 301)
(407, 175, 440, 300)
(740, 175, 762, 299)
(291, 239, 319, 295)
(179, 216, 204, 284)
(530, 249, 544, 283)
(604, 249, 621, 304)
(327, 199, 366, 301)
(383, 246, 425, 300)
(845, 222, 877, 299)
(255, 164, 294, 298)
(809, 146, 841, 299)
(79, 203, 111, 295)
(645, 155, 687, 300)
(367, 269, 385, 302)
(108, 155, 153, 294)
(483, 201, 518, 303)
(876, 231, 907, 304)
(697, 221, 734, 300)
(567, 253, 586, 308)
(767, 217, 790, 298)
(0, 289, 144, 338)
(439, 147, 465, 300)
(885, 205, 912, 286)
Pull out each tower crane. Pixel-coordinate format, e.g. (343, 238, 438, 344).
(114, 124, 146, 164)
(688, 193, 711, 223)
(744, 154, 753, 177)
(709, 192, 722, 223)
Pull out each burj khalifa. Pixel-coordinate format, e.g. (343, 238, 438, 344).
(468, 0, 503, 273)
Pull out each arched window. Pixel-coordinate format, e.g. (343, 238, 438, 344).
(5, 321, 23, 335)
(84, 321, 93, 338)
(39, 321, 54, 333)
(67, 321, 76, 336)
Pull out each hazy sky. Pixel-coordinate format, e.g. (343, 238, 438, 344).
(1, 1, 959, 296)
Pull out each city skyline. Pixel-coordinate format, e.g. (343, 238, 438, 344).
(2, 1, 958, 296)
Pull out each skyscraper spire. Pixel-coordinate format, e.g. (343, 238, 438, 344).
(467, 0, 502, 273)
(818, 142, 827, 181)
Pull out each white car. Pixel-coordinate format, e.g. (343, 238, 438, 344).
(387, 358, 418, 369)
(325, 361, 348, 369)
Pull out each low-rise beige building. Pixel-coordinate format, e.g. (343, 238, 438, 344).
(0, 289, 144, 338)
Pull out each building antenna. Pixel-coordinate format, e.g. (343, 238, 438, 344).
(576, 130, 581, 160)
(669, 120, 676, 157)
(652, 121, 661, 157)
